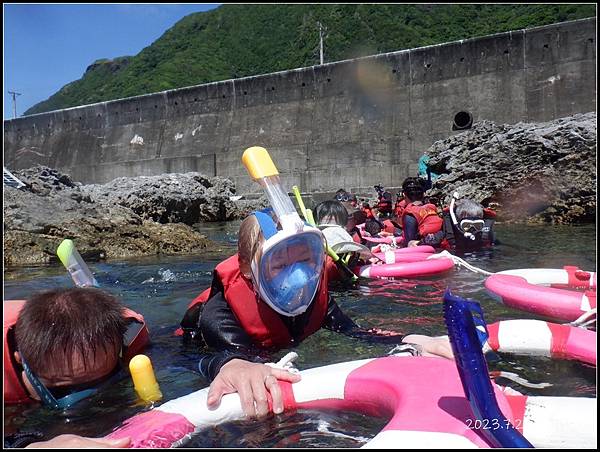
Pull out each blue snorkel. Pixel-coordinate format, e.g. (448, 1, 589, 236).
(443, 290, 534, 448)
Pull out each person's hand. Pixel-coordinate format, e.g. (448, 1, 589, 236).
(403, 334, 454, 360)
(206, 359, 301, 418)
(407, 240, 420, 247)
(26, 434, 131, 448)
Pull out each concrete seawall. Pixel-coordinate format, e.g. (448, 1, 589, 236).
(4, 18, 596, 194)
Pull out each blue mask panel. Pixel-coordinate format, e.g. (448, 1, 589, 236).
(257, 232, 325, 316)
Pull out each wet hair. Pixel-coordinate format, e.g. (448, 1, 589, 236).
(238, 214, 265, 267)
(364, 219, 382, 236)
(401, 177, 425, 202)
(455, 199, 484, 220)
(351, 210, 367, 226)
(15, 288, 127, 376)
(315, 200, 348, 227)
(334, 189, 349, 202)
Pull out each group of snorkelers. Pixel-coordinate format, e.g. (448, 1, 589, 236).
(334, 176, 497, 255)
(5, 169, 495, 448)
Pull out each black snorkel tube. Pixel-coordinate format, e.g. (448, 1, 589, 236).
(443, 290, 534, 448)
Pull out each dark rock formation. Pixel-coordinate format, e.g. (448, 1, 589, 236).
(81, 173, 244, 224)
(3, 167, 266, 267)
(425, 112, 596, 224)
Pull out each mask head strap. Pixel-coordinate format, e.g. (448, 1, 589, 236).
(253, 211, 277, 240)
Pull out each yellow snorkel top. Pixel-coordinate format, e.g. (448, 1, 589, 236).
(242, 146, 279, 179)
(242, 146, 303, 232)
(129, 354, 162, 403)
(56, 239, 99, 287)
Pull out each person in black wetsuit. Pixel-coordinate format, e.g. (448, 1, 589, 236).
(179, 212, 453, 418)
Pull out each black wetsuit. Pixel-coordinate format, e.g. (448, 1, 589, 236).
(182, 277, 408, 381)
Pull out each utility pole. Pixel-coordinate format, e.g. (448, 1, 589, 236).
(317, 22, 324, 65)
(8, 91, 22, 119)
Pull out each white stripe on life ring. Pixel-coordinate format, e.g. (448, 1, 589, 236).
(497, 269, 569, 286)
(497, 320, 552, 357)
(580, 293, 592, 312)
(293, 359, 373, 403)
(523, 396, 597, 449)
(363, 430, 478, 449)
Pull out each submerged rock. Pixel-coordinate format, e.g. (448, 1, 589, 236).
(426, 112, 596, 224)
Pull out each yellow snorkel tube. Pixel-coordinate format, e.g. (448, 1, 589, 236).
(242, 146, 305, 232)
(56, 239, 99, 287)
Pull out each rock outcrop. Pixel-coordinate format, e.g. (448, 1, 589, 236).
(426, 112, 596, 223)
(3, 167, 266, 267)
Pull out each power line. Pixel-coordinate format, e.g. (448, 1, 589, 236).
(8, 91, 22, 119)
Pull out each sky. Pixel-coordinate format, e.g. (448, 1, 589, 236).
(3, 3, 221, 120)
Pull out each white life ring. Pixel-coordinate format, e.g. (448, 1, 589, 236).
(106, 355, 596, 448)
(484, 319, 596, 366)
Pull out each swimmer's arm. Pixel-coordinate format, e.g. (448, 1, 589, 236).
(322, 299, 454, 359)
(198, 349, 267, 382)
(402, 215, 419, 243)
(198, 293, 257, 350)
(197, 294, 272, 381)
(322, 297, 406, 344)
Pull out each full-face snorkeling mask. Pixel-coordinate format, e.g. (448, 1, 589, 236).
(243, 147, 326, 317)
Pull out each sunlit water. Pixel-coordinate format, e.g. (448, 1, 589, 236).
(3, 223, 596, 447)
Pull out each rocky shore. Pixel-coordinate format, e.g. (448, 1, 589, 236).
(4, 112, 595, 266)
(3, 167, 267, 267)
(426, 112, 596, 224)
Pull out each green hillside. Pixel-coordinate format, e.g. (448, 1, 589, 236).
(25, 4, 596, 115)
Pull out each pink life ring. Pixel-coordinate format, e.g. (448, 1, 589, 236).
(357, 257, 454, 279)
(485, 320, 596, 366)
(485, 267, 597, 322)
(105, 355, 596, 448)
(371, 244, 435, 255)
(362, 235, 400, 245)
(371, 252, 432, 264)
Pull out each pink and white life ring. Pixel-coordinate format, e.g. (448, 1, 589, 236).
(370, 245, 435, 254)
(106, 355, 596, 448)
(357, 257, 454, 279)
(485, 267, 597, 322)
(371, 245, 435, 264)
(371, 252, 432, 264)
(484, 320, 596, 366)
(362, 235, 402, 246)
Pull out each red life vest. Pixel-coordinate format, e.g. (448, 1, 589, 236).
(376, 197, 393, 214)
(382, 219, 398, 234)
(3, 299, 149, 405)
(401, 202, 443, 237)
(324, 255, 341, 283)
(183, 254, 330, 349)
(394, 198, 407, 218)
(362, 206, 374, 220)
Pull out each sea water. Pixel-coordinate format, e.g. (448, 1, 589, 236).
(3, 223, 596, 447)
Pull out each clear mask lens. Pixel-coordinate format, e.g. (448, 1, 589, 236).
(257, 231, 325, 316)
(459, 219, 485, 233)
